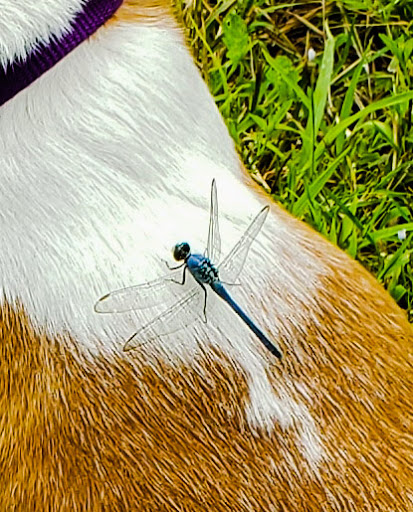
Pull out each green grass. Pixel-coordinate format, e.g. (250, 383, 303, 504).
(176, 0, 413, 322)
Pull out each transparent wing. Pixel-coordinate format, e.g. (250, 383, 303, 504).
(218, 206, 269, 283)
(94, 266, 187, 313)
(205, 179, 221, 263)
(123, 287, 205, 351)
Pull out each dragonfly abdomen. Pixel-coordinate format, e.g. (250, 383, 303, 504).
(211, 282, 282, 359)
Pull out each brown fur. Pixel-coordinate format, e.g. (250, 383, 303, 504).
(1, 1, 412, 509)
(2, 207, 412, 511)
(108, 0, 175, 24)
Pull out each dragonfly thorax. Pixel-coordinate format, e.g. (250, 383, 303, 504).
(173, 242, 190, 261)
(188, 255, 219, 285)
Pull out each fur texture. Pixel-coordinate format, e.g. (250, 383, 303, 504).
(0, 0, 85, 68)
(1, 0, 412, 510)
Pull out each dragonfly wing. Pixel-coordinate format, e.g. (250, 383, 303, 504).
(94, 267, 187, 313)
(218, 205, 269, 284)
(123, 286, 204, 351)
(205, 179, 221, 263)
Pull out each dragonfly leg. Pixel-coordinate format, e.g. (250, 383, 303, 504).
(164, 260, 185, 271)
(197, 282, 208, 323)
(168, 265, 187, 286)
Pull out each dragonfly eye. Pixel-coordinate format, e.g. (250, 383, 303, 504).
(173, 242, 190, 261)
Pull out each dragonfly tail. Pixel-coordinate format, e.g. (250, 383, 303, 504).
(212, 283, 282, 359)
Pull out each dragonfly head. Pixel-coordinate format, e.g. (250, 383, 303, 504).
(173, 242, 190, 261)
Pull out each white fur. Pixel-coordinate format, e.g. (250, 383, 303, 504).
(0, 0, 85, 68)
(246, 374, 324, 471)
(0, 17, 327, 464)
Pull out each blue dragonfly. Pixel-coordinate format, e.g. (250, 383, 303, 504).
(94, 180, 282, 359)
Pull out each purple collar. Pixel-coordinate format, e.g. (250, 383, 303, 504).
(0, 0, 123, 107)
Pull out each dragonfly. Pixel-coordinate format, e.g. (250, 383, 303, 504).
(94, 180, 282, 359)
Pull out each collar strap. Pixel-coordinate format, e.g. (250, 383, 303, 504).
(0, 0, 123, 107)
